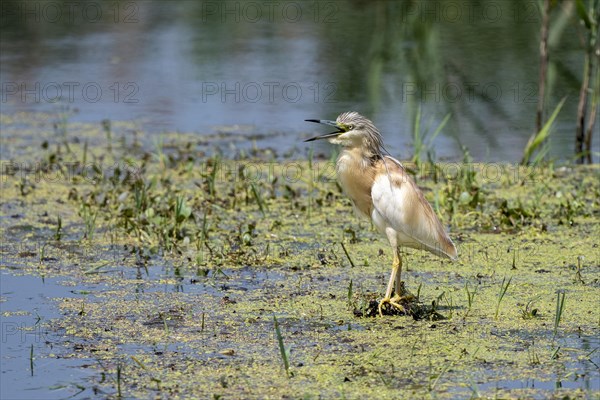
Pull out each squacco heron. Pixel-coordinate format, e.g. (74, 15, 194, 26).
(305, 111, 457, 316)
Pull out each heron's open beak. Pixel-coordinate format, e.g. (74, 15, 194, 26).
(304, 119, 345, 142)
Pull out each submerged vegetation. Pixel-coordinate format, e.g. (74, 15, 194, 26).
(1, 113, 599, 398)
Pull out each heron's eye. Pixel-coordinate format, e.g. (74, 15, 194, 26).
(347, 124, 354, 130)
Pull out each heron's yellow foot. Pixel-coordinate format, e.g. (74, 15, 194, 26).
(392, 292, 416, 303)
(378, 296, 407, 317)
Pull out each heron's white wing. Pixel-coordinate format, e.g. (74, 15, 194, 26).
(371, 158, 457, 259)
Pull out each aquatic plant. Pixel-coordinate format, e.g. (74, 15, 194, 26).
(273, 316, 291, 378)
(554, 290, 566, 338)
(522, 98, 566, 165)
(464, 281, 477, 318)
(411, 105, 451, 167)
(494, 276, 512, 320)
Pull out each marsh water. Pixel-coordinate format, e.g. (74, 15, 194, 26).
(1, 1, 600, 398)
(1, 131, 599, 397)
(1, 0, 597, 161)
(2, 266, 599, 398)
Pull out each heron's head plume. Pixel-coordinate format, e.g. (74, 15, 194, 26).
(305, 111, 384, 156)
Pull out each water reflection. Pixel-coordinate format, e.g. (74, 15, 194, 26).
(0, 0, 594, 161)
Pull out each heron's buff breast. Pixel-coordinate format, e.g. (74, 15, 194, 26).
(336, 149, 377, 217)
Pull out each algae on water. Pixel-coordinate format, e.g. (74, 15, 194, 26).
(1, 114, 599, 398)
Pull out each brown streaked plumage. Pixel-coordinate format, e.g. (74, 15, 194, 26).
(305, 111, 457, 316)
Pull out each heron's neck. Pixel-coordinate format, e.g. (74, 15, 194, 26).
(339, 145, 381, 166)
(335, 147, 377, 217)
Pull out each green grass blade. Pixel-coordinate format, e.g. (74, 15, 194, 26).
(575, 0, 592, 29)
(273, 316, 290, 377)
(521, 97, 566, 165)
(428, 113, 451, 145)
(553, 291, 566, 338)
(340, 242, 356, 268)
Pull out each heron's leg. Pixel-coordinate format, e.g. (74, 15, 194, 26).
(391, 248, 417, 303)
(393, 247, 403, 296)
(379, 248, 406, 316)
(383, 248, 401, 299)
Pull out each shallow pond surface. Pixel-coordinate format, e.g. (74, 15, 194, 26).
(2, 1, 599, 395)
(1, 117, 599, 397)
(0, 273, 97, 399)
(1, 261, 599, 398)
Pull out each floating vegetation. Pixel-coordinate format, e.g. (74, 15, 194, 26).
(1, 115, 599, 398)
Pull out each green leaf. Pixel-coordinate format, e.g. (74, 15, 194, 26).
(521, 97, 566, 165)
(575, 0, 592, 29)
(180, 203, 192, 219)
